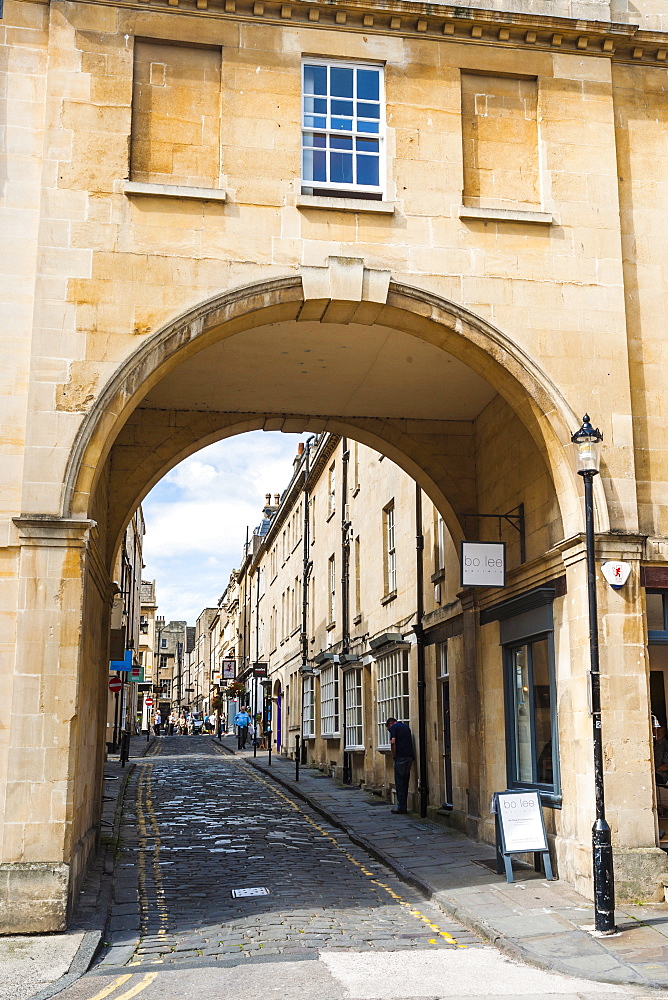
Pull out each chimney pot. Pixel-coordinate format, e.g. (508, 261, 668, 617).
(265, 493, 271, 505)
(297, 442, 305, 456)
(274, 494, 280, 505)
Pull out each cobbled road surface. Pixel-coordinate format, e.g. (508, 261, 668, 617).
(53, 740, 652, 1000)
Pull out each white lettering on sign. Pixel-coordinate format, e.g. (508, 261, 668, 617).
(497, 790, 548, 853)
(460, 542, 506, 588)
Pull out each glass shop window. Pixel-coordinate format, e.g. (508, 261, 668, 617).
(505, 635, 558, 793)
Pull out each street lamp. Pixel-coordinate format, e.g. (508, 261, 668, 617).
(571, 415, 615, 934)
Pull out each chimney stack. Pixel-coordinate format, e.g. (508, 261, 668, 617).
(265, 493, 271, 505)
(297, 442, 305, 456)
(274, 494, 280, 505)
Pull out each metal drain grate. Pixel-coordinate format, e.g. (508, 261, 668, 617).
(231, 886, 270, 898)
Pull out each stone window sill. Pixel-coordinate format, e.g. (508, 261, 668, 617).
(123, 180, 227, 202)
(458, 205, 553, 225)
(296, 195, 395, 215)
(326, 621, 337, 631)
(380, 591, 397, 606)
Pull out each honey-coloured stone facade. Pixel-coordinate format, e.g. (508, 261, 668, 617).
(1, 0, 668, 931)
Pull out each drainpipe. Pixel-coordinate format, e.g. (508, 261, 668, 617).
(241, 526, 249, 710)
(300, 437, 314, 763)
(254, 566, 261, 755)
(341, 438, 352, 783)
(415, 483, 429, 819)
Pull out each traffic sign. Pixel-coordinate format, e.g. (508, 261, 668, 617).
(145, 696, 153, 708)
(108, 676, 123, 694)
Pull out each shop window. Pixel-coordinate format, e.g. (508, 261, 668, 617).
(504, 635, 558, 793)
(302, 60, 383, 199)
(647, 591, 668, 637)
(376, 648, 409, 748)
(320, 663, 340, 737)
(302, 674, 315, 738)
(344, 668, 364, 750)
(131, 40, 222, 188)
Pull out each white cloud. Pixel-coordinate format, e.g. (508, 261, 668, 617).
(141, 430, 303, 622)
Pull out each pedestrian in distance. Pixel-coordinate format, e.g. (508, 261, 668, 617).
(385, 717, 414, 814)
(153, 709, 162, 737)
(234, 706, 252, 750)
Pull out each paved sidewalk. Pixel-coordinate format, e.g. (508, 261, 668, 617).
(5, 736, 156, 1000)
(220, 738, 668, 992)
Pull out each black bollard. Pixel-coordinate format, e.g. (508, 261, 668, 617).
(295, 734, 300, 782)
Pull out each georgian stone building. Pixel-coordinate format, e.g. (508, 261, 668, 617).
(2, 0, 668, 932)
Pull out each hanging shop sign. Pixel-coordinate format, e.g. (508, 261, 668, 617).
(130, 664, 144, 683)
(601, 561, 631, 589)
(460, 542, 506, 588)
(252, 662, 268, 678)
(109, 649, 133, 672)
(222, 659, 236, 679)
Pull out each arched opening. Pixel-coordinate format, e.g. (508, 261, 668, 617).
(60, 271, 594, 608)
(16, 267, 633, 932)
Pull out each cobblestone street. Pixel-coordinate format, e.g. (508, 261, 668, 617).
(50, 740, 655, 1000)
(107, 739, 480, 966)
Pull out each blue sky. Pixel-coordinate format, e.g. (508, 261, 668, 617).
(141, 430, 304, 624)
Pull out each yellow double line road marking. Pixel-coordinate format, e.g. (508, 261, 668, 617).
(136, 743, 169, 940)
(213, 746, 465, 948)
(89, 972, 157, 1000)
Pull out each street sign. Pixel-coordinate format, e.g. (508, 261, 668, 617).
(110, 649, 133, 672)
(145, 696, 154, 708)
(222, 659, 236, 679)
(460, 541, 506, 588)
(252, 662, 268, 677)
(108, 676, 123, 694)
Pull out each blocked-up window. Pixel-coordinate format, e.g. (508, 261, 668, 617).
(131, 40, 222, 188)
(376, 648, 409, 748)
(344, 668, 363, 750)
(461, 73, 539, 209)
(320, 664, 340, 737)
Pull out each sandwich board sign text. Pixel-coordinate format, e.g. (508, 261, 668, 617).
(494, 790, 553, 883)
(461, 542, 506, 588)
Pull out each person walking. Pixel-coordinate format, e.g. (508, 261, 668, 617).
(234, 706, 252, 750)
(385, 717, 414, 814)
(153, 709, 162, 737)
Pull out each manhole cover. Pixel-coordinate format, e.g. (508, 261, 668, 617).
(231, 886, 270, 898)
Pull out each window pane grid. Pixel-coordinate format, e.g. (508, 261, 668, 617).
(376, 649, 409, 747)
(302, 62, 382, 193)
(320, 664, 340, 736)
(302, 674, 315, 738)
(344, 668, 363, 749)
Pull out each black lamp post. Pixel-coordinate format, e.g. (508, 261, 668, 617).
(571, 415, 616, 935)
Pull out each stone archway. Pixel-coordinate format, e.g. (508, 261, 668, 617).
(63, 259, 594, 573)
(5, 259, 604, 932)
